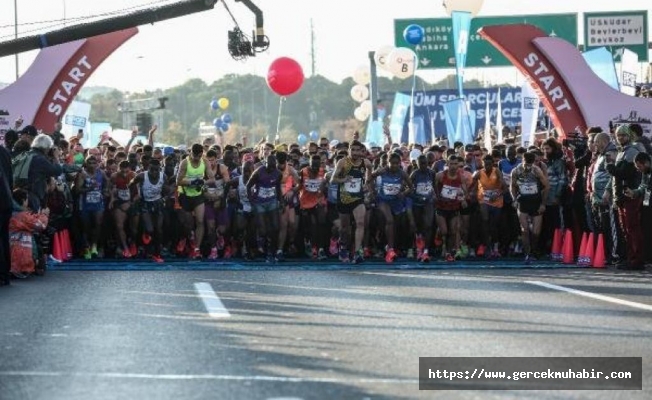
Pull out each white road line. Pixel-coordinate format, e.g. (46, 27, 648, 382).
(194, 282, 231, 318)
(525, 281, 652, 312)
(0, 371, 417, 384)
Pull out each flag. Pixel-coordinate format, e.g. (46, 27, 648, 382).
(452, 11, 471, 98)
(389, 92, 412, 143)
(520, 81, 540, 148)
(442, 98, 474, 145)
(484, 91, 492, 150)
(496, 88, 503, 143)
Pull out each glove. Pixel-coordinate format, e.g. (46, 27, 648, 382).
(190, 178, 205, 187)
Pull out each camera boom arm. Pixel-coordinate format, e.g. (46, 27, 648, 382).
(0, 0, 268, 58)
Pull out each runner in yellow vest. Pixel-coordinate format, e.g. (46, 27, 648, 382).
(176, 143, 215, 259)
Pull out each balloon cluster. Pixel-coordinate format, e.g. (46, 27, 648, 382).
(210, 97, 232, 133)
(351, 65, 372, 122)
(297, 130, 319, 146)
(371, 24, 424, 81)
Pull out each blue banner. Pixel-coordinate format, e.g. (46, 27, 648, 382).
(389, 92, 412, 144)
(395, 87, 544, 142)
(452, 11, 471, 97)
(442, 99, 474, 145)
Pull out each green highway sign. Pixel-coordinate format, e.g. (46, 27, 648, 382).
(584, 11, 649, 61)
(394, 14, 578, 69)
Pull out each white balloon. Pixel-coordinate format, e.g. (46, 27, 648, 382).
(359, 99, 372, 115)
(387, 47, 417, 79)
(442, 0, 484, 17)
(354, 106, 370, 121)
(352, 65, 371, 85)
(350, 84, 369, 103)
(374, 45, 395, 72)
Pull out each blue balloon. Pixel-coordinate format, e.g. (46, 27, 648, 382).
(213, 117, 221, 128)
(297, 133, 308, 146)
(219, 122, 230, 133)
(221, 113, 233, 124)
(210, 99, 219, 110)
(403, 24, 425, 45)
(309, 130, 319, 141)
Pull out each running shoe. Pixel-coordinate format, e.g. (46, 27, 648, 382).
(317, 248, 328, 261)
(339, 247, 350, 263)
(216, 235, 225, 250)
(420, 251, 431, 263)
(122, 249, 132, 259)
(176, 239, 186, 254)
(445, 252, 455, 262)
(275, 250, 285, 262)
(329, 238, 339, 256)
(223, 246, 233, 259)
(190, 248, 202, 260)
(407, 248, 415, 260)
(476, 244, 486, 257)
(208, 247, 218, 260)
(524, 254, 531, 265)
(152, 255, 164, 263)
(364, 247, 372, 258)
(130, 243, 138, 257)
(142, 233, 152, 245)
(434, 235, 443, 247)
(385, 247, 397, 263)
(354, 248, 364, 264)
(415, 234, 425, 251)
(84, 249, 92, 260)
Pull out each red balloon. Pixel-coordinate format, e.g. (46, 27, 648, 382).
(267, 57, 304, 96)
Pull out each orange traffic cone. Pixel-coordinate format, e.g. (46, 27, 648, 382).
(584, 232, 595, 267)
(62, 229, 72, 261)
(593, 233, 606, 268)
(577, 232, 588, 265)
(551, 229, 562, 261)
(562, 229, 574, 264)
(52, 231, 64, 262)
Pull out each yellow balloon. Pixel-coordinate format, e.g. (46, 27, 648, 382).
(218, 97, 229, 110)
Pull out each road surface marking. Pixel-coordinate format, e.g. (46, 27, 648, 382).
(0, 371, 417, 384)
(194, 282, 231, 318)
(525, 281, 652, 312)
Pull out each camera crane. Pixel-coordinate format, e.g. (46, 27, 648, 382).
(0, 0, 269, 60)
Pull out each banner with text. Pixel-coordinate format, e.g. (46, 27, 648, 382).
(398, 88, 544, 142)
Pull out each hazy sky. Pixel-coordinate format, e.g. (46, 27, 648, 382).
(0, 0, 649, 92)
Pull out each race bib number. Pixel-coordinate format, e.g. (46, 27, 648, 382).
(305, 179, 322, 193)
(382, 183, 401, 196)
(416, 182, 433, 196)
(520, 182, 538, 195)
(483, 189, 499, 203)
(441, 185, 459, 200)
(344, 178, 362, 193)
(117, 189, 131, 201)
(258, 186, 276, 199)
(86, 191, 102, 204)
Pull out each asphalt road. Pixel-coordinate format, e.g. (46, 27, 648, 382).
(0, 267, 650, 400)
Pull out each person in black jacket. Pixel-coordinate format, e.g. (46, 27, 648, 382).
(0, 145, 13, 286)
(607, 124, 644, 270)
(26, 134, 63, 211)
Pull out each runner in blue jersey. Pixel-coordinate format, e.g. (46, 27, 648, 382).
(410, 154, 436, 262)
(371, 152, 413, 263)
(246, 155, 282, 262)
